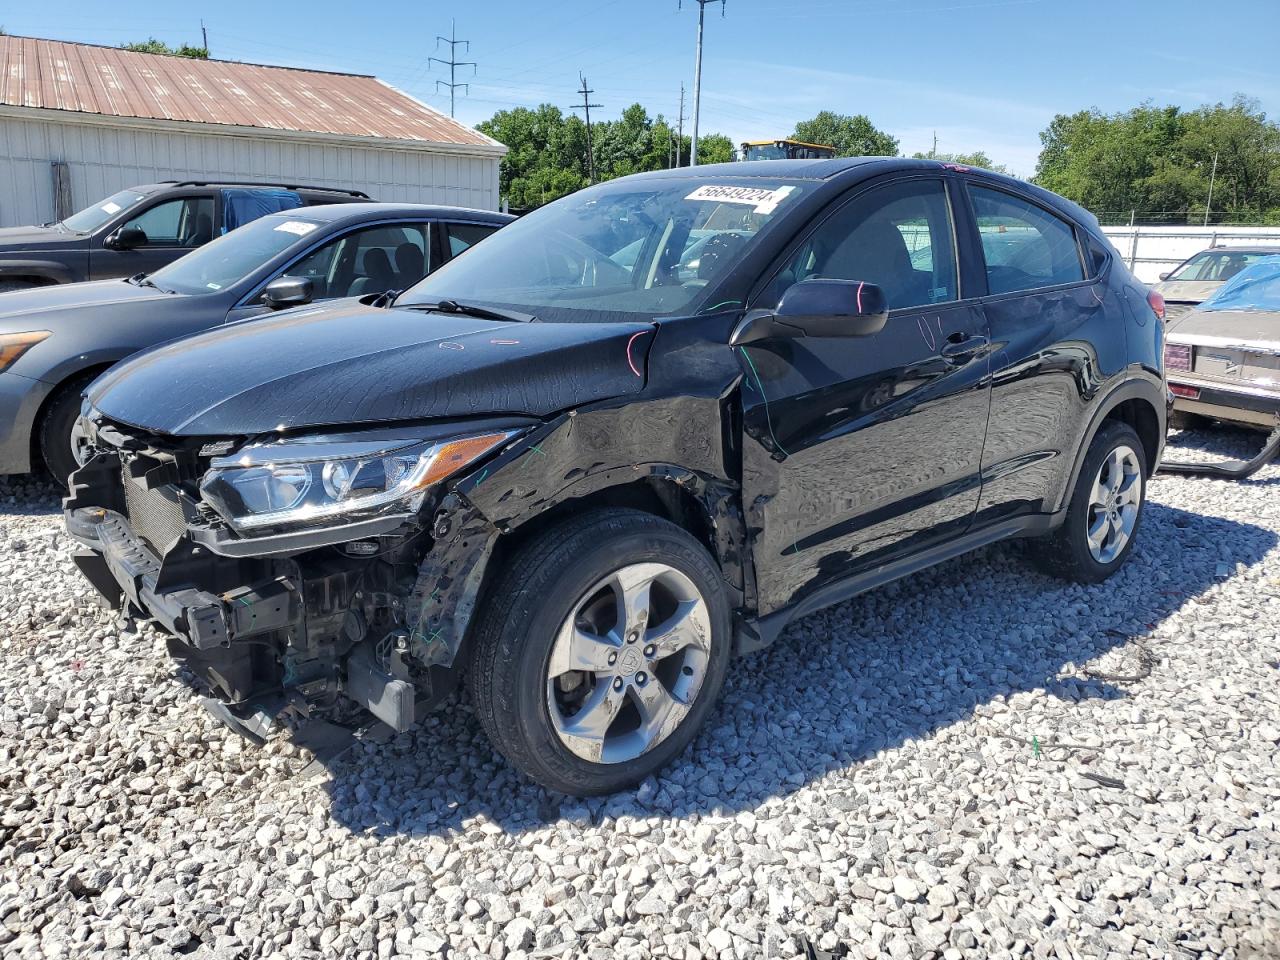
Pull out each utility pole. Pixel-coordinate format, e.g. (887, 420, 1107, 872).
(931, 131, 938, 159)
(200, 20, 209, 55)
(430, 19, 475, 117)
(675, 83, 687, 167)
(1203, 149, 1219, 227)
(683, 0, 725, 165)
(573, 74, 603, 184)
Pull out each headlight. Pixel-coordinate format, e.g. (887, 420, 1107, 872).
(0, 331, 50, 373)
(200, 430, 516, 533)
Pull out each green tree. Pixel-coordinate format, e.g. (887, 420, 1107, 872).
(792, 111, 898, 157)
(121, 38, 209, 59)
(1033, 96, 1280, 222)
(910, 149, 1008, 174)
(477, 105, 588, 209)
(695, 133, 735, 164)
(479, 101, 735, 208)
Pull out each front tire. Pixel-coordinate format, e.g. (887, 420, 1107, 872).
(39, 372, 98, 488)
(467, 508, 731, 795)
(1029, 421, 1147, 584)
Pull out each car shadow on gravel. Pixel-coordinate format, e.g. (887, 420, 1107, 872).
(316, 496, 1277, 838)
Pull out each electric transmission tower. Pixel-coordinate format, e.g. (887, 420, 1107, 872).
(681, 0, 725, 165)
(573, 73, 603, 184)
(430, 19, 475, 117)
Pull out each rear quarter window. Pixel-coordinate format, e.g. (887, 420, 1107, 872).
(970, 185, 1085, 294)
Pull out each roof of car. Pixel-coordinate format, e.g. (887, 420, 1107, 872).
(629, 156, 907, 181)
(1205, 245, 1280, 253)
(131, 181, 368, 197)
(267, 202, 515, 225)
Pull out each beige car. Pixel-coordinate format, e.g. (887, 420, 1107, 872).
(1164, 259, 1280, 429)
(1155, 245, 1280, 323)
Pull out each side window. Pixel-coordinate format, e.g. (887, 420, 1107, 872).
(277, 223, 431, 300)
(969, 186, 1084, 294)
(763, 178, 958, 311)
(446, 223, 497, 258)
(122, 197, 215, 248)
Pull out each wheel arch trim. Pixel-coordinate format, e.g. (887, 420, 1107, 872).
(1053, 374, 1166, 514)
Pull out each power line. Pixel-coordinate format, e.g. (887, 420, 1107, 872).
(681, 0, 726, 165)
(429, 19, 476, 117)
(572, 73, 604, 184)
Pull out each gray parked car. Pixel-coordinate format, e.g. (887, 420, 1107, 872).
(0, 181, 371, 291)
(0, 203, 511, 482)
(1154, 245, 1280, 323)
(1164, 258, 1280, 429)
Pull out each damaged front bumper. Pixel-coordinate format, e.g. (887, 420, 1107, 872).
(63, 422, 497, 737)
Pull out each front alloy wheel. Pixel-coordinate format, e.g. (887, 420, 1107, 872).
(547, 563, 712, 765)
(468, 509, 730, 795)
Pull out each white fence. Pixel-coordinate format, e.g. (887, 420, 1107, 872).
(1101, 225, 1280, 283)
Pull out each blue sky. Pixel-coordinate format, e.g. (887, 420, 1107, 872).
(5, 0, 1278, 176)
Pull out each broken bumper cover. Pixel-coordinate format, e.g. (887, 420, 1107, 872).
(68, 507, 297, 647)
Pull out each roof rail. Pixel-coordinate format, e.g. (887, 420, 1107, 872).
(159, 180, 371, 199)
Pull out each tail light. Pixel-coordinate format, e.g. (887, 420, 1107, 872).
(1147, 289, 1166, 321)
(1164, 342, 1192, 372)
(1169, 383, 1200, 399)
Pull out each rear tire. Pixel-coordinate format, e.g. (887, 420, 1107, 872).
(467, 508, 731, 796)
(1029, 421, 1147, 584)
(39, 372, 98, 488)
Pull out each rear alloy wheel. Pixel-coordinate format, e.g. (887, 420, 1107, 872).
(1029, 420, 1147, 583)
(1084, 444, 1142, 564)
(468, 509, 730, 795)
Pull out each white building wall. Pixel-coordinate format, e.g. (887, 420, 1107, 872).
(0, 110, 501, 227)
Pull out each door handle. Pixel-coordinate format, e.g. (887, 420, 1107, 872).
(940, 333, 988, 363)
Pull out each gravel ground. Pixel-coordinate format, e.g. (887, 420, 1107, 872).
(1, 426, 1278, 960)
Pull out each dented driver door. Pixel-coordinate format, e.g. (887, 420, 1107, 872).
(737, 175, 992, 617)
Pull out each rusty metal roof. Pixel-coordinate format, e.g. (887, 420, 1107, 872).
(0, 34, 502, 151)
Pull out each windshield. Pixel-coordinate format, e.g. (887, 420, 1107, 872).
(398, 178, 806, 320)
(743, 144, 788, 161)
(62, 189, 147, 233)
(1169, 249, 1280, 282)
(149, 214, 324, 296)
(1199, 257, 1280, 312)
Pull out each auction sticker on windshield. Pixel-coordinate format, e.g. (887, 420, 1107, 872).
(274, 221, 318, 236)
(685, 184, 796, 214)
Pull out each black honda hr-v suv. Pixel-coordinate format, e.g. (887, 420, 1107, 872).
(65, 158, 1166, 795)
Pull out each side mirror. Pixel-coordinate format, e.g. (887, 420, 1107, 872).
(1158, 272, 1171, 281)
(730, 279, 889, 346)
(105, 225, 147, 251)
(262, 276, 314, 309)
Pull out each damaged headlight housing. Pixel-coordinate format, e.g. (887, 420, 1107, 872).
(200, 430, 516, 533)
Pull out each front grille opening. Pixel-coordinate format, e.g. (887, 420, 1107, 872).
(123, 481, 188, 554)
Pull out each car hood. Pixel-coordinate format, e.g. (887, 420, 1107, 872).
(0, 279, 173, 331)
(1154, 279, 1220, 303)
(0, 223, 82, 252)
(1165, 307, 1280, 353)
(88, 300, 656, 436)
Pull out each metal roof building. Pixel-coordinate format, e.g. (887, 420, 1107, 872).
(0, 35, 506, 226)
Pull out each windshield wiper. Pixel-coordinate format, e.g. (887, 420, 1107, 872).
(126, 273, 173, 294)
(407, 299, 536, 323)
